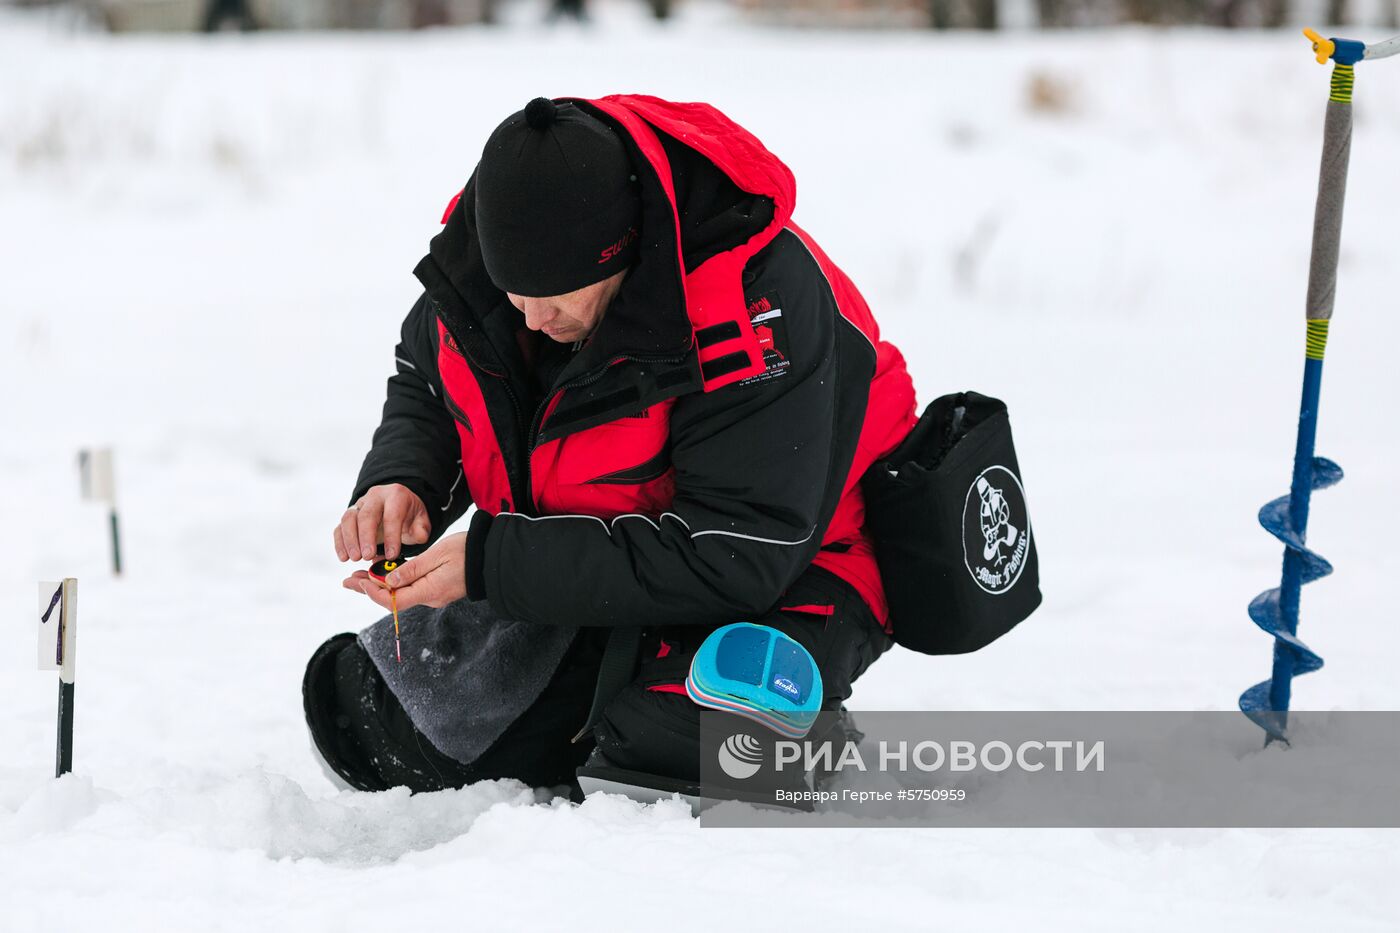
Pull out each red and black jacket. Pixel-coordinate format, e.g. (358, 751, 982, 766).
(353, 95, 917, 629)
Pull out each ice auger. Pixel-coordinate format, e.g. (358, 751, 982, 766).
(1240, 29, 1400, 743)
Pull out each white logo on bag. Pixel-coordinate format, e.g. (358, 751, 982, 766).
(962, 465, 1031, 595)
(718, 733, 764, 780)
(977, 476, 1019, 562)
(772, 677, 800, 698)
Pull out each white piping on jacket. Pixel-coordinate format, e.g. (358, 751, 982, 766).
(496, 510, 809, 546)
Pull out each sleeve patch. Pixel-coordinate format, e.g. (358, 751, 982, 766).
(739, 291, 790, 386)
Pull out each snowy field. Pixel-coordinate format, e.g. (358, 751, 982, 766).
(3, 4, 1400, 930)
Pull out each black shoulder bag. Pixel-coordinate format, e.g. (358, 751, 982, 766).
(862, 391, 1041, 655)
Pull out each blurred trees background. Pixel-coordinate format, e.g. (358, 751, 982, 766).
(734, 0, 1400, 30)
(8, 0, 1398, 30)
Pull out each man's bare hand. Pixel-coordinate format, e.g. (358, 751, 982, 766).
(334, 483, 431, 562)
(342, 532, 468, 611)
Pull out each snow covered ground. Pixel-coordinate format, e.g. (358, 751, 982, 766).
(3, 5, 1399, 930)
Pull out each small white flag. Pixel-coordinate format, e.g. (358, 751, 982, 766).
(78, 448, 116, 505)
(38, 581, 63, 671)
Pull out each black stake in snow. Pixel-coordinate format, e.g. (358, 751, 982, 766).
(79, 448, 122, 576)
(109, 510, 122, 576)
(38, 579, 78, 777)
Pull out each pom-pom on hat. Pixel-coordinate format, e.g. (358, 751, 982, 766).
(475, 97, 642, 298)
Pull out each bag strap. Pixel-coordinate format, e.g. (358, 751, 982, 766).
(572, 626, 644, 743)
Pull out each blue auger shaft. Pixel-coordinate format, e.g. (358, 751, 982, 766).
(1270, 354, 1325, 714)
(1239, 31, 1378, 741)
(1243, 332, 1339, 741)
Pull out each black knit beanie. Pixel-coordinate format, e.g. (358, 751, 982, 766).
(475, 97, 642, 298)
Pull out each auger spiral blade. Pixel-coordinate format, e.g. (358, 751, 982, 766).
(1240, 457, 1342, 743)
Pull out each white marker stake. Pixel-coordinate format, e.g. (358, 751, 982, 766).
(38, 579, 78, 776)
(78, 448, 122, 575)
(38, 581, 62, 671)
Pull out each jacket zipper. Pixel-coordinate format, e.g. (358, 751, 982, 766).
(522, 352, 687, 507)
(437, 301, 689, 513)
(436, 307, 533, 512)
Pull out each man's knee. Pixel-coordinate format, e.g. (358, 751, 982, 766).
(303, 632, 389, 791)
(305, 630, 599, 794)
(304, 632, 477, 793)
(594, 681, 833, 787)
(592, 629, 822, 783)
(593, 594, 886, 783)
(755, 570, 892, 703)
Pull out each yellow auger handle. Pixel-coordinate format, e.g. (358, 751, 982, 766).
(1304, 28, 1335, 65)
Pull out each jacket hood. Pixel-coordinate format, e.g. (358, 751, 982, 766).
(576, 94, 797, 270)
(567, 94, 796, 361)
